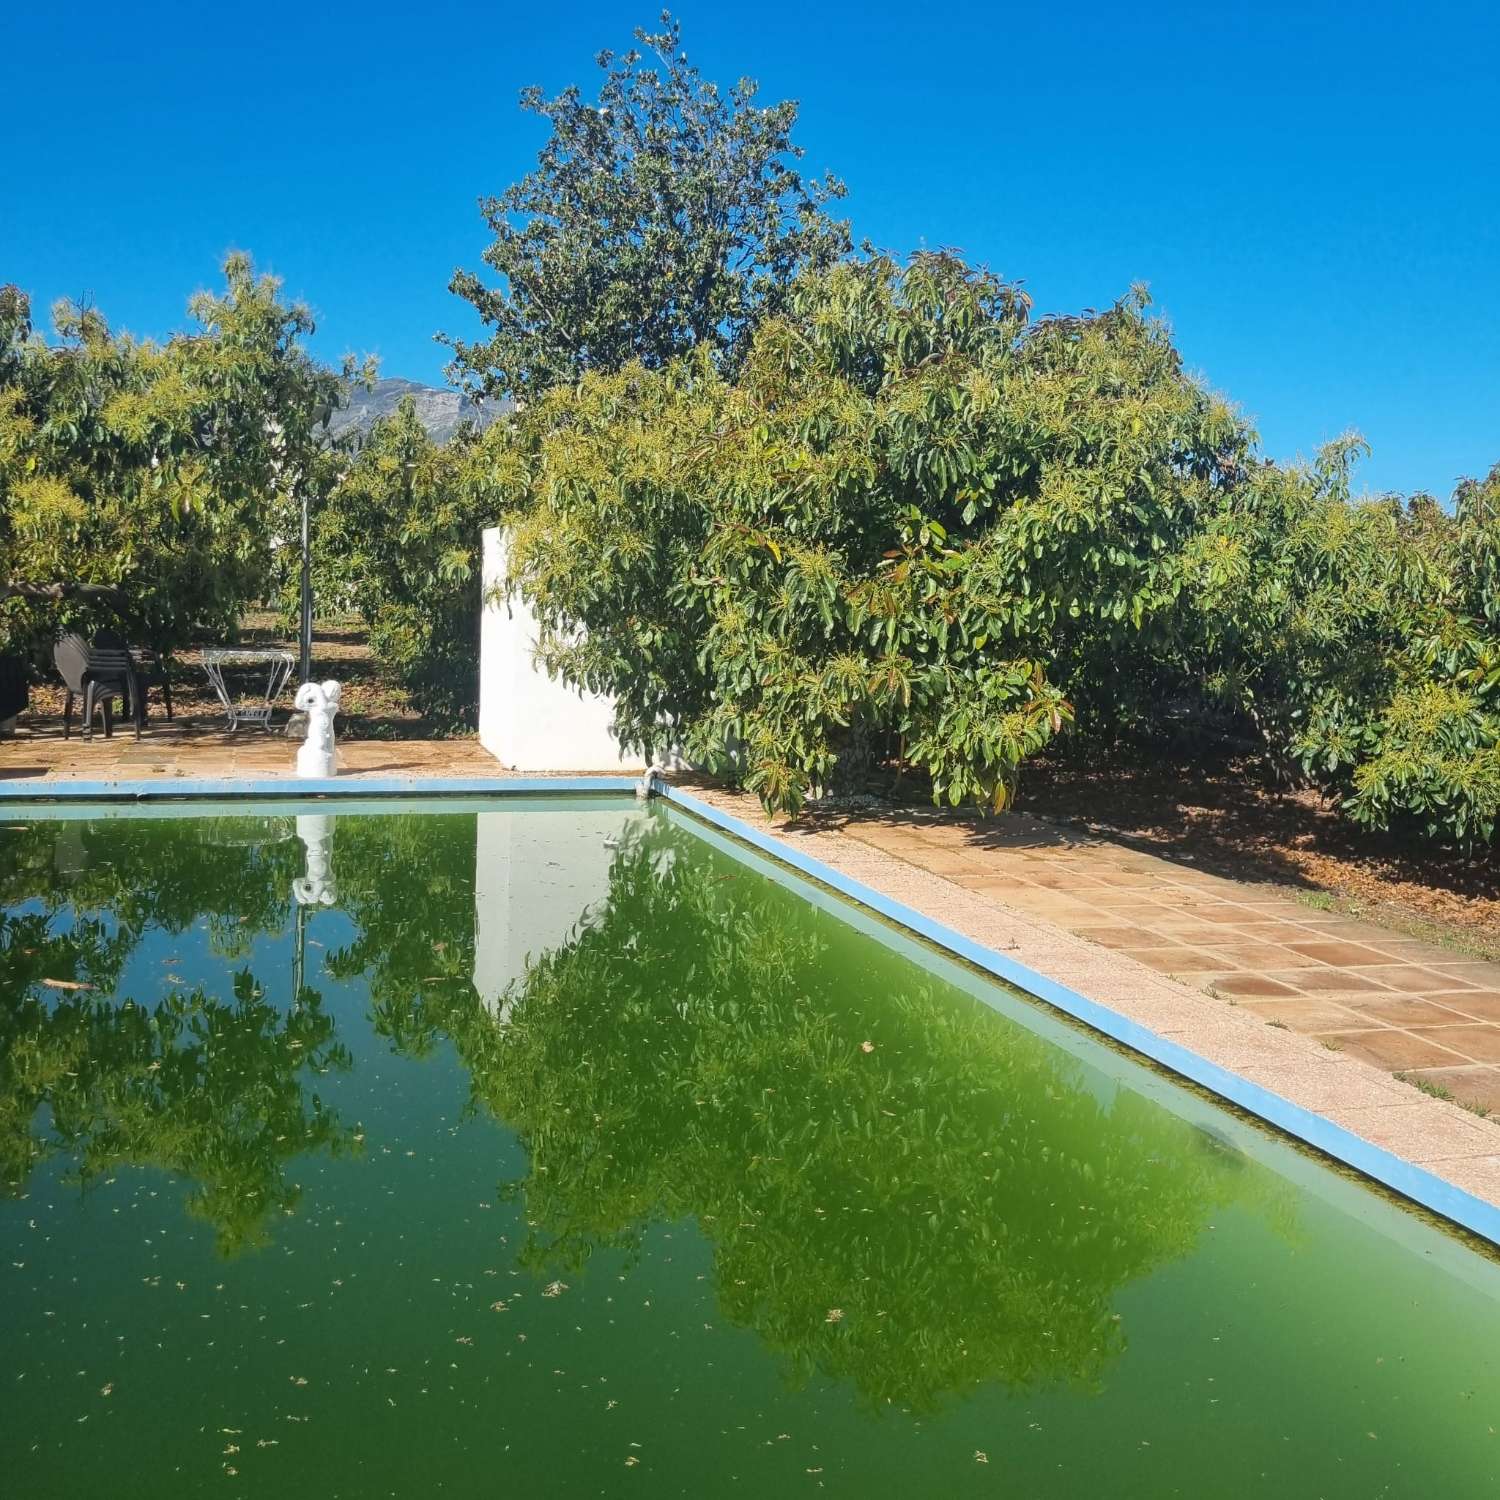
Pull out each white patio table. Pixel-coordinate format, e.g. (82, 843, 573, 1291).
(199, 647, 296, 731)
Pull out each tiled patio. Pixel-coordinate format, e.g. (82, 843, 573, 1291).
(830, 808, 1500, 1115)
(0, 719, 512, 781)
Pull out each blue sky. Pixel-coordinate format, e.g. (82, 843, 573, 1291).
(3, 1, 1496, 497)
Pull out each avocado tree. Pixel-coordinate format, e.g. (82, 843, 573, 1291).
(493, 252, 1250, 811)
(313, 397, 500, 727)
(0, 255, 357, 659)
(1179, 444, 1500, 847)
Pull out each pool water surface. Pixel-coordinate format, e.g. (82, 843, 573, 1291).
(1, 799, 1497, 1497)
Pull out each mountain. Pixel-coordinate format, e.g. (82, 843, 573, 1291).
(326, 377, 506, 446)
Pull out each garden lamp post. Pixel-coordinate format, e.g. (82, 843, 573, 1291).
(298, 403, 336, 684)
(298, 483, 312, 684)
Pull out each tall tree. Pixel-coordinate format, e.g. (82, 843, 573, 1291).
(443, 10, 850, 401)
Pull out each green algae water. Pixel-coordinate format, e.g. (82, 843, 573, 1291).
(2, 798, 1498, 1498)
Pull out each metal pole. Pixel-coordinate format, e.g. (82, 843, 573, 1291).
(298, 487, 312, 684)
(292, 898, 306, 1006)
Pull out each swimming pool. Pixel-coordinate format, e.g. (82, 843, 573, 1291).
(2, 798, 1497, 1496)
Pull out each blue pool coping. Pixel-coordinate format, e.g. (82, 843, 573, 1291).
(4, 769, 1498, 1250)
(0, 774, 642, 800)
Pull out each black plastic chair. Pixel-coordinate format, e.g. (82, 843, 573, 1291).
(53, 634, 141, 741)
(93, 630, 173, 721)
(131, 646, 173, 720)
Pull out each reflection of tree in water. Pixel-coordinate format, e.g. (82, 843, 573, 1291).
(2, 808, 1289, 1386)
(0, 818, 353, 1255)
(324, 811, 482, 1055)
(1, 816, 303, 962)
(364, 816, 1287, 1410)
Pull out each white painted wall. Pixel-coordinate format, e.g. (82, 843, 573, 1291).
(478, 526, 646, 772)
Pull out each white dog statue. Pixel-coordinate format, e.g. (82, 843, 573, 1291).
(294, 680, 341, 778)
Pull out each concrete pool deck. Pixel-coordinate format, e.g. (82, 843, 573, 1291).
(4, 728, 1499, 1231)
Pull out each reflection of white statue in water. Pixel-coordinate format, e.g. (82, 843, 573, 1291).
(294, 680, 341, 778)
(293, 814, 338, 907)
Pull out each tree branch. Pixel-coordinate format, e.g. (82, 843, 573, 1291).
(2, 580, 128, 607)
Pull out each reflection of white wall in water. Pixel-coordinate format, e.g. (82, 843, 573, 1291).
(472, 807, 649, 1022)
(478, 527, 645, 772)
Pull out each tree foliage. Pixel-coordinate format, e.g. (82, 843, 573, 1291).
(443, 11, 849, 401)
(1180, 446, 1500, 846)
(493, 252, 1250, 811)
(313, 397, 499, 727)
(487, 247, 1499, 849)
(0, 255, 354, 659)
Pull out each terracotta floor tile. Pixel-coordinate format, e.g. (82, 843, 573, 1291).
(1005, 896, 1102, 921)
(1282, 939, 1393, 966)
(1238, 997, 1370, 1031)
(1366, 937, 1469, 964)
(1348, 964, 1477, 992)
(1428, 962, 1500, 987)
(1334, 995, 1479, 1028)
(1402, 1066, 1500, 1113)
(1009, 869, 1111, 892)
(1147, 916, 1236, 939)
(1209, 942, 1308, 969)
(1265, 968, 1390, 994)
(960, 877, 1035, 899)
(1079, 886, 1173, 908)
(915, 853, 992, 876)
(1238, 901, 1322, 921)
(1175, 875, 1258, 897)
(1212, 973, 1302, 998)
(1102, 907, 1199, 931)
(1231, 920, 1312, 940)
(1073, 926, 1155, 951)
(1407, 1025, 1500, 1065)
(1191, 904, 1268, 925)
(1090, 871, 1175, 889)
(1315, 1029, 1470, 1071)
(1299, 918, 1402, 943)
(1124, 947, 1228, 974)
(1422, 991, 1500, 1023)
(844, 826, 919, 850)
